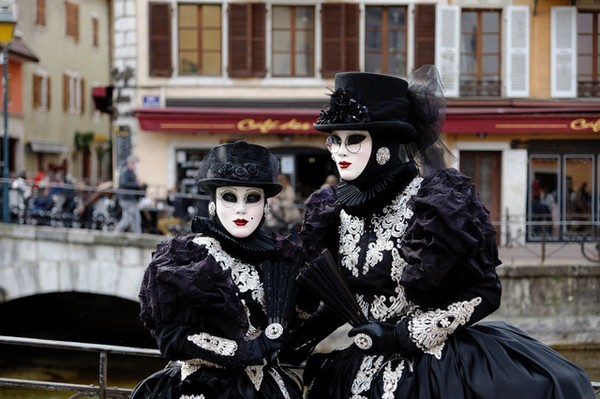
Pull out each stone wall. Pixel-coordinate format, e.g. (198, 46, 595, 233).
(1, 224, 598, 346)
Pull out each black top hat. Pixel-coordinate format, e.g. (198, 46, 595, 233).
(313, 72, 417, 143)
(197, 141, 282, 198)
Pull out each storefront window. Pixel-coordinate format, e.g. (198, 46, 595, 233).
(528, 154, 596, 241)
(564, 155, 595, 235)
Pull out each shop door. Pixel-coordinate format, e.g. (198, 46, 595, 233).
(460, 151, 502, 239)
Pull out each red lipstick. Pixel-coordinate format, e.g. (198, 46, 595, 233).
(338, 161, 351, 169)
(234, 219, 248, 226)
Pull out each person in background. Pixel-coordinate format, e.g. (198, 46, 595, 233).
(130, 141, 303, 399)
(320, 174, 339, 189)
(114, 154, 145, 234)
(284, 66, 595, 398)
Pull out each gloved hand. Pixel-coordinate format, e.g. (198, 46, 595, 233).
(349, 319, 421, 357)
(241, 332, 286, 366)
(348, 320, 399, 356)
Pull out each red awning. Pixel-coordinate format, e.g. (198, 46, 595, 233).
(135, 107, 323, 135)
(135, 105, 600, 135)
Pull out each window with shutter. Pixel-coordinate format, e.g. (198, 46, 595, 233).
(459, 9, 501, 97)
(505, 6, 529, 98)
(577, 10, 600, 97)
(272, 6, 315, 77)
(228, 3, 266, 78)
(63, 72, 83, 114)
(364, 6, 407, 75)
(551, 7, 576, 98)
(92, 16, 99, 48)
(435, 5, 460, 97)
(65, 1, 79, 42)
(178, 3, 222, 76)
(321, 3, 359, 78)
(149, 2, 173, 77)
(414, 4, 436, 69)
(33, 73, 50, 110)
(36, 0, 46, 27)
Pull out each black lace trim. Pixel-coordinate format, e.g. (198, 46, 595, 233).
(190, 217, 277, 259)
(336, 162, 418, 217)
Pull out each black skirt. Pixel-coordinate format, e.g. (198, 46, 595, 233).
(304, 321, 594, 399)
(131, 361, 303, 399)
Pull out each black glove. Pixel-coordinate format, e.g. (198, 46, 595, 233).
(240, 332, 286, 366)
(279, 304, 344, 365)
(348, 320, 419, 356)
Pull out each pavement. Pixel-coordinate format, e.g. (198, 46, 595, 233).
(498, 241, 600, 266)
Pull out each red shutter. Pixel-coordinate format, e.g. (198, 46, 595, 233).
(228, 3, 266, 77)
(414, 4, 436, 69)
(149, 2, 173, 77)
(321, 3, 359, 78)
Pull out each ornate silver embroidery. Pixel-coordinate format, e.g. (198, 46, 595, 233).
(408, 297, 482, 359)
(179, 359, 223, 381)
(339, 178, 422, 322)
(193, 235, 265, 308)
(376, 147, 391, 165)
(381, 361, 404, 399)
(180, 395, 205, 399)
(350, 355, 385, 398)
(268, 369, 291, 399)
(246, 363, 265, 390)
(187, 333, 238, 356)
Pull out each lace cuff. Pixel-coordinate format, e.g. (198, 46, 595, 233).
(187, 332, 238, 356)
(408, 297, 482, 359)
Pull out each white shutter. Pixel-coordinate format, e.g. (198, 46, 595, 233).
(504, 6, 529, 98)
(435, 5, 460, 98)
(551, 7, 577, 98)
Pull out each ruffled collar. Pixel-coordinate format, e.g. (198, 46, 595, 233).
(337, 162, 418, 217)
(190, 217, 277, 260)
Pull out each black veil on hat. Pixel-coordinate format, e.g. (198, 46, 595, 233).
(196, 141, 282, 198)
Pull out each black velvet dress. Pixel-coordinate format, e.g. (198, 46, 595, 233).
(130, 218, 303, 399)
(296, 166, 594, 399)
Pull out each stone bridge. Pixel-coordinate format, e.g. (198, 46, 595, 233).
(0, 223, 599, 346)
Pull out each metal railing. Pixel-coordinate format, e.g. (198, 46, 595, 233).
(0, 335, 162, 399)
(0, 335, 598, 398)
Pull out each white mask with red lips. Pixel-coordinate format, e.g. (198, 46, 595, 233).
(215, 186, 265, 238)
(328, 130, 372, 182)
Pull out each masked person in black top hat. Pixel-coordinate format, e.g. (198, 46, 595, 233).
(131, 141, 303, 399)
(284, 66, 594, 399)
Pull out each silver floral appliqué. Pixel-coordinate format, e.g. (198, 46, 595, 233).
(376, 147, 391, 165)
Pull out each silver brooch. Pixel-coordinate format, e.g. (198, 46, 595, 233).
(354, 333, 373, 350)
(376, 147, 391, 165)
(265, 323, 284, 340)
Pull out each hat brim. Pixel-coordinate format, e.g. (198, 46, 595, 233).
(313, 121, 418, 143)
(199, 178, 282, 198)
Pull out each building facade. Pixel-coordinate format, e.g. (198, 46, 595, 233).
(116, 0, 600, 245)
(9, 0, 113, 184)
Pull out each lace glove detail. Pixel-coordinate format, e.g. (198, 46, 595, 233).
(187, 331, 284, 367)
(407, 297, 482, 359)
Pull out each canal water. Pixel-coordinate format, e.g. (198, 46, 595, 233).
(0, 345, 598, 398)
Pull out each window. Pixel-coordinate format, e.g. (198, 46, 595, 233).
(321, 3, 359, 78)
(228, 3, 266, 77)
(65, 1, 79, 42)
(63, 72, 85, 114)
(178, 4, 222, 76)
(272, 6, 314, 77)
(36, 0, 46, 27)
(149, 2, 172, 77)
(460, 9, 501, 96)
(365, 6, 407, 75)
(92, 16, 99, 48)
(577, 11, 600, 97)
(33, 72, 51, 110)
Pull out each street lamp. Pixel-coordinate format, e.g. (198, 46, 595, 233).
(0, 6, 15, 224)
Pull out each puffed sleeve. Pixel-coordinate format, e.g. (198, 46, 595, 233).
(391, 169, 502, 359)
(299, 185, 341, 259)
(138, 235, 269, 368)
